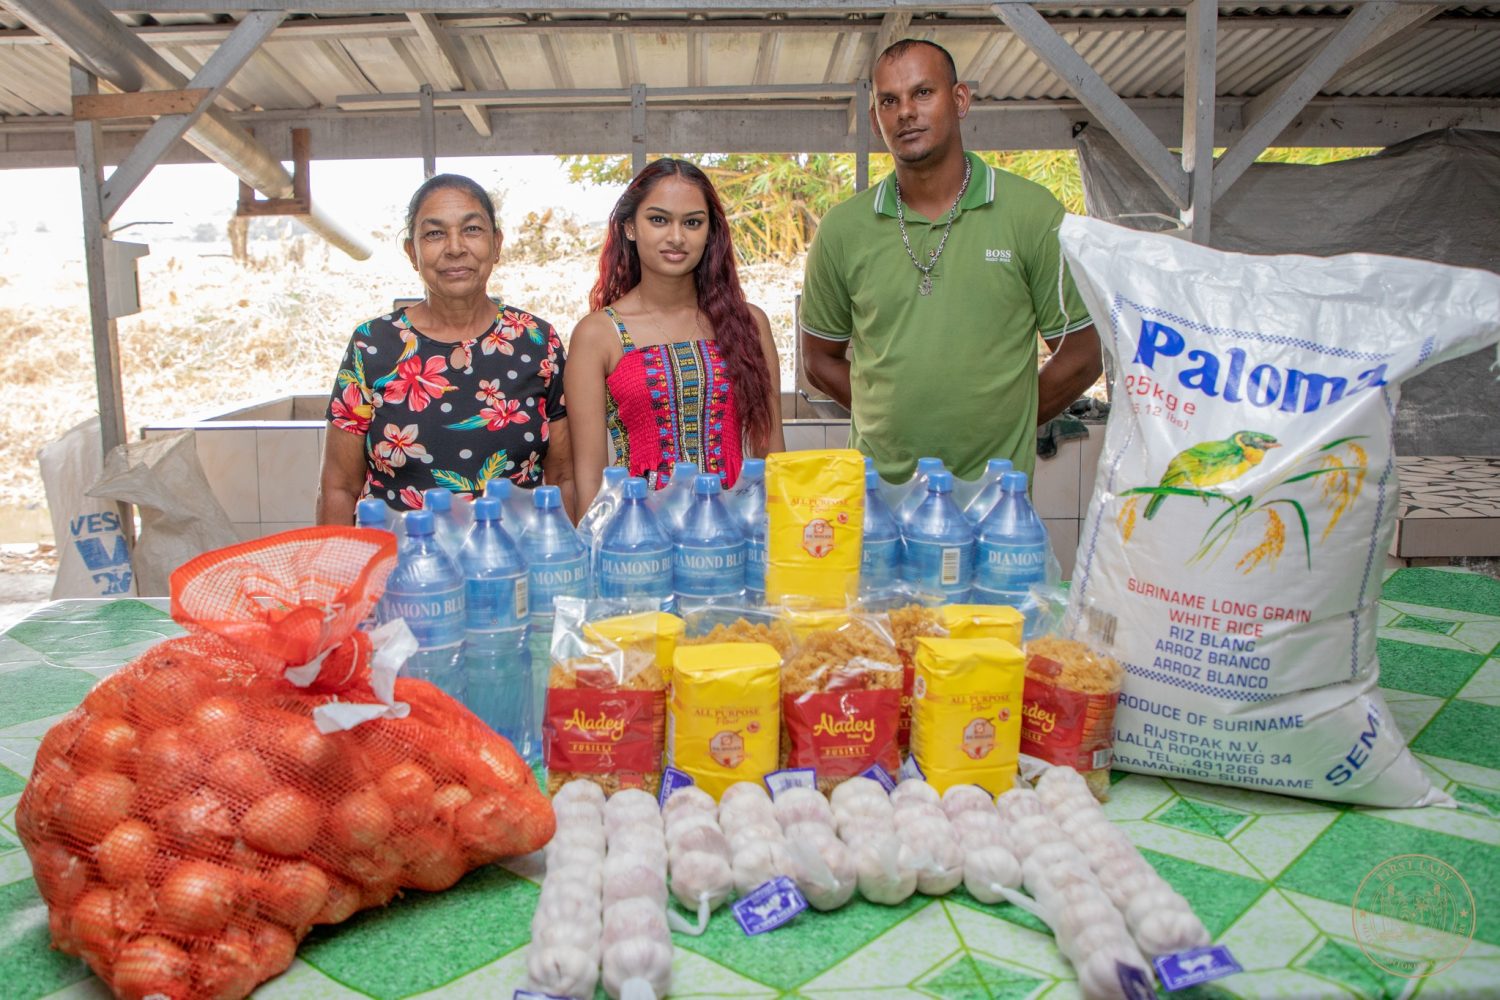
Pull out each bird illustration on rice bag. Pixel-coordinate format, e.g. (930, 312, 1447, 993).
(1141, 430, 1281, 519)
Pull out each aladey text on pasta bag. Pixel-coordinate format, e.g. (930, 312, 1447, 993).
(1058, 214, 1500, 808)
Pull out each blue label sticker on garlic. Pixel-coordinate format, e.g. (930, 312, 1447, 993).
(513, 991, 572, 1000)
(763, 767, 816, 799)
(1155, 945, 1242, 991)
(898, 754, 925, 783)
(859, 763, 897, 792)
(658, 766, 695, 809)
(732, 876, 808, 936)
(1115, 962, 1157, 1000)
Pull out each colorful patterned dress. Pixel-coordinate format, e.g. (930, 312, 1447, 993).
(326, 304, 567, 510)
(602, 307, 743, 489)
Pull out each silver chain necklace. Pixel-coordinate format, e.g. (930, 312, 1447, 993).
(895, 157, 972, 296)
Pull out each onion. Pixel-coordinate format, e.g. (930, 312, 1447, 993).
(194, 933, 259, 1000)
(136, 729, 204, 801)
(72, 716, 139, 775)
(59, 771, 135, 844)
(455, 794, 515, 861)
(206, 749, 277, 803)
(187, 697, 248, 756)
(433, 784, 474, 826)
(70, 887, 123, 960)
(95, 819, 158, 885)
(399, 828, 468, 892)
(315, 876, 362, 924)
(344, 841, 403, 893)
(260, 861, 330, 930)
(328, 787, 395, 853)
(47, 907, 77, 954)
(112, 934, 192, 1000)
(242, 788, 321, 857)
(132, 665, 206, 727)
(157, 787, 237, 856)
(271, 716, 342, 780)
(30, 841, 89, 907)
(377, 762, 436, 827)
(16, 758, 76, 843)
(251, 922, 298, 979)
(158, 861, 240, 934)
(80, 676, 133, 719)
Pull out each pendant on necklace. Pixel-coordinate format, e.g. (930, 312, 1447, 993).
(920, 273, 933, 296)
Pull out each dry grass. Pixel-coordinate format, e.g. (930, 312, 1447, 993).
(0, 234, 801, 510)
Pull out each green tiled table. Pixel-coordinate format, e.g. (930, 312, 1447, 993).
(2, 568, 1497, 999)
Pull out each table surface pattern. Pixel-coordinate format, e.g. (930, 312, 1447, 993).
(1, 567, 1497, 1000)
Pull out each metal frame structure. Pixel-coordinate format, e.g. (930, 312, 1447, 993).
(1, 0, 1497, 469)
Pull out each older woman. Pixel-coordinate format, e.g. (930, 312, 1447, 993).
(317, 174, 574, 525)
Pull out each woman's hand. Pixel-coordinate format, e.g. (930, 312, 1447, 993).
(563, 312, 622, 522)
(751, 304, 786, 456)
(316, 423, 368, 526)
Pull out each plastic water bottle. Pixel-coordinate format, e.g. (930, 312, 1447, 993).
(579, 466, 628, 544)
(356, 497, 390, 532)
(975, 471, 1051, 629)
(963, 458, 1015, 526)
(598, 477, 674, 610)
(423, 488, 469, 561)
(896, 457, 947, 528)
(378, 510, 466, 701)
(901, 470, 975, 603)
(651, 460, 699, 537)
(725, 458, 764, 524)
(458, 497, 534, 754)
(860, 469, 902, 597)
(520, 485, 589, 685)
(483, 477, 536, 538)
(674, 474, 746, 606)
(729, 460, 768, 604)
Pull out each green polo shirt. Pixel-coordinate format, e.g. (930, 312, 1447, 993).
(800, 153, 1091, 483)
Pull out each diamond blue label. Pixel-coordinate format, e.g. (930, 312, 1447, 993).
(381, 585, 464, 649)
(859, 763, 897, 792)
(732, 876, 807, 936)
(976, 540, 1047, 591)
(763, 767, 816, 799)
(598, 549, 672, 598)
(658, 766, 695, 809)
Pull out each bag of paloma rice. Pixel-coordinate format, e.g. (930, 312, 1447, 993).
(1058, 215, 1500, 808)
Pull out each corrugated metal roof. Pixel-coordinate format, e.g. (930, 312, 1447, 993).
(1, 4, 1496, 141)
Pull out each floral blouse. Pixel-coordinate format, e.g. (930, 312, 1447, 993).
(326, 304, 567, 510)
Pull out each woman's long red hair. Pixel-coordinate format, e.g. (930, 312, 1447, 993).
(590, 158, 776, 453)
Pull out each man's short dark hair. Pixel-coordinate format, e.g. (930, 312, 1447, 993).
(876, 39, 959, 87)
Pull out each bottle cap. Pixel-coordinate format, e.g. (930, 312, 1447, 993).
(623, 477, 648, 500)
(473, 497, 502, 522)
(404, 510, 434, 535)
(534, 485, 562, 509)
(694, 474, 722, 496)
(1001, 471, 1028, 491)
(864, 455, 875, 473)
(356, 498, 387, 527)
(927, 470, 954, 492)
(423, 488, 452, 512)
(741, 457, 766, 478)
(916, 457, 944, 474)
(603, 466, 628, 486)
(987, 458, 1014, 475)
(866, 469, 882, 490)
(485, 477, 512, 500)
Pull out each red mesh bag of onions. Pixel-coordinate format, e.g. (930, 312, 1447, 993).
(15, 528, 557, 1000)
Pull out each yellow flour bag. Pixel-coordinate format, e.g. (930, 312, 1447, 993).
(911, 637, 1026, 794)
(668, 642, 781, 798)
(765, 450, 864, 608)
(939, 605, 1024, 644)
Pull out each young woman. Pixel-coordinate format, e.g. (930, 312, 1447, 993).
(565, 158, 784, 509)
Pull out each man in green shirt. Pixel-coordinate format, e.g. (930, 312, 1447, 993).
(801, 39, 1102, 484)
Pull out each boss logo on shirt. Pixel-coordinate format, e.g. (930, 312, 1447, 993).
(985, 248, 1013, 262)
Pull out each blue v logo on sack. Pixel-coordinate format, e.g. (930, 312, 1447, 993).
(985, 248, 1013, 262)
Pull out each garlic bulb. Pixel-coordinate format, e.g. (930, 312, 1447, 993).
(773, 787, 835, 828)
(1007, 814, 1065, 862)
(910, 832, 965, 896)
(833, 794, 895, 831)
(545, 826, 607, 861)
(661, 785, 717, 822)
(851, 832, 918, 906)
(1073, 940, 1154, 1000)
(1133, 907, 1210, 957)
(950, 809, 1009, 850)
(543, 861, 604, 900)
(536, 879, 604, 925)
(941, 784, 995, 819)
(605, 799, 663, 838)
(527, 943, 599, 1000)
(719, 781, 773, 811)
(602, 855, 669, 909)
(962, 845, 1022, 904)
(892, 800, 948, 829)
(602, 936, 674, 1000)
(547, 844, 608, 875)
(667, 821, 733, 862)
(829, 776, 888, 812)
(995, 787, 1046, 824)
(786, 836, 857, 911)
(553, 798, 605, 830)
(532, 919, 603, 962)
(603, 896, 672, 948)
(1055, 896, 1129, 958)
(554, 779, 608, 809)
(668, 849, 735, 911)
(782, 820, 839, 848)
(889, 778, 940, 808)
(732, 839, 792, 895)
(726, 822, 784, 857)
(1124, 887, 1192, 932)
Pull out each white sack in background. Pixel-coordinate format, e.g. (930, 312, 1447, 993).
(38, 417, 136, 599)
(1059, 215, 1500, 808)
(87, 430, 239, 597)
